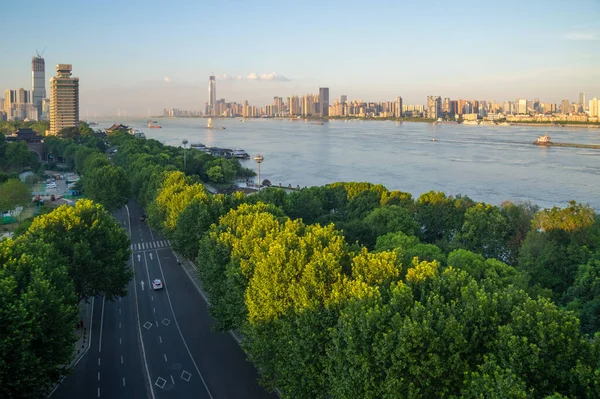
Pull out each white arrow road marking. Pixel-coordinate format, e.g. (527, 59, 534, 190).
(149, 253, 153, 260)
(140, 280, 145, 291)
(137, 254, 141, 262)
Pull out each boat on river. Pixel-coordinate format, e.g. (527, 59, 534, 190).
(148, 120, 162, 128)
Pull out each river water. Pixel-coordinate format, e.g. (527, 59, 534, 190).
(97, 118, 600, 210)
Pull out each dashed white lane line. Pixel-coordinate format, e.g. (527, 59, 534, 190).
(98, 358, 100, 366)
(164, 353, 168, 362)
(123, 377, 126, 387)
(151, 296, 154, 301)
(119, 322, 121, 328)
(121, 355, 124, 364)
(119, 337, 122, 345)
(97, 387, 100, 397)
(170, 375, 175, 385)
(98, 372, 100, 381)
(119, 308, 121, 314)
(153, 307, 156, 313)
(159, 336, 162, 343)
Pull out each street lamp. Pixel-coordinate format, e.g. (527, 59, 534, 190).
(254, 154, 264, 190)
(182, 139, 188, 170)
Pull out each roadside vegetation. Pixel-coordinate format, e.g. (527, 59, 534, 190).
(3, 131, 599, 398)
(105, 134, 600, 398)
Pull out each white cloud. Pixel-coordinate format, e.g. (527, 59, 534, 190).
(217, 72, 291, 81)
(163, 77, 171, 82)
(565, 31, 600, 41)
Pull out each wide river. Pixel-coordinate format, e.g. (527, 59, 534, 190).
(97, 118, 600, 210)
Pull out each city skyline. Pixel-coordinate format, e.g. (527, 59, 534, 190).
(1, 0, 599, 115)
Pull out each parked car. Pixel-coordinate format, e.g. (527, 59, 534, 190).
(152, 279, 163, 290)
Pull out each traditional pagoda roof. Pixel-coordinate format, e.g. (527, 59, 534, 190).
(105, 123, 129, 133)
(6, 128, 43, 143)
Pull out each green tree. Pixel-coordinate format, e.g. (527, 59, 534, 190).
(206, 165, 224, 183)
(22, 199, 133, 302)
(0, 237, 78, 398)
(5, 141, 36, 171)
(83, 164, 130, 212)
(456, 203, 510, 261)
(57, 126, 80, 139)
(0, 179, 30, 213)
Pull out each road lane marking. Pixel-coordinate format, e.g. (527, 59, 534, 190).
(154, 377, 167, 389)
(142, 252, 152, 290)
(181, 370, 191, 382)
(119, 322, 121, 328)
(153, 307, 156, 313)
(151, 296, 153, 301)
(170, 375, 175, 385)
(98, 372, 100, 381)
(156, 253, 213, 399)
(143, 321, 152, 330)
(123, 377, 126, 387)
(121, 355, 123, 364)
(164, 353, 168, 362)
(159, 336, 162, 343)
(119, 337, 122, 345)
(98, 358, 100, 366)
(125, 205, 156, 399)
(97, 387, 100, 397)
(119, 308, 121, 314)
(98, 297, 106, 353)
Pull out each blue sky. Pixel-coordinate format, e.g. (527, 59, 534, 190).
(2, 0, 599, 116)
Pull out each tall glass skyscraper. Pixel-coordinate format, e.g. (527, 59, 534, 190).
(208, 76, 216, 116)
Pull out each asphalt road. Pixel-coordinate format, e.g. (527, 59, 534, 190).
(51, 202, 275, 399)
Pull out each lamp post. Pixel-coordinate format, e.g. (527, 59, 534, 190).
(254, 154, 264, 190)
(182, 139, 188, 170)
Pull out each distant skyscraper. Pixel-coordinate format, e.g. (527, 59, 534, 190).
(32, 55, 46, 118)
(395, 96, 403, 118)
(340, 95, 347, 104)
(319, 87, 329, 117)
(560, 99, 570, 115)
(50, 64, 79, 135)
(579, 92, 586, 112)
(589, 98, 599, 118)
(208, 76, 216, 116)
(517, 99, 527, 114)
(427, 96, 441, 119)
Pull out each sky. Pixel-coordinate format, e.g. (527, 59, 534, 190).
(2, 0, 600, 116)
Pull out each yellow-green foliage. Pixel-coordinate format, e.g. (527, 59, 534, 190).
(154, 171, 208, 232)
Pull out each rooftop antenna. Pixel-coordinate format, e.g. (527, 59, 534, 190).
(36, 45, 47, 58)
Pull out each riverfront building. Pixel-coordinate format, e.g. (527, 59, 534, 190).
(319, 87, 329, 117)
(49, 64, 79, 135)
(208, 75, 217, 116)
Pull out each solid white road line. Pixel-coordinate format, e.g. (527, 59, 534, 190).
(143, 252, 152, 289)
(125, 205, 156, 399)
(156, 251, 214, 399)
(98, 297, 105, 353)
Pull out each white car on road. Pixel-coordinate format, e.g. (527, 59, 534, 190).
(152, 279, 163, 290)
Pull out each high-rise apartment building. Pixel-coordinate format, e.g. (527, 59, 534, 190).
(560, 99, 570, 115)
(340, 95, 347, 104)
(289, 96, 300, 116)
(49, 64, 79, 135)
(427, 96, 441, 119)
(517, 99, 527, 114)
(302, 94, 314, 117)
(32, 55, 45, 118)
(208, 75, 217, 116)
(319, 87, 329, 117)
(395, 96, 403, 118)
(579, 92, 586, 112)
(589, 98, 599, 118)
